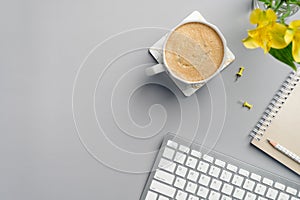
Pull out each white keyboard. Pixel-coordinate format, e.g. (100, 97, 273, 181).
(140, 134, 300, 200)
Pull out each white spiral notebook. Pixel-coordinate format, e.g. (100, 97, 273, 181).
(250, 71, 300, 175)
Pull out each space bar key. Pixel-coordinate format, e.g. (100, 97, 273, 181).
(150, 180, 176, 198)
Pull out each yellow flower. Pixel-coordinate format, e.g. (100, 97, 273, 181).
(242, 9, 289, 53)
(284, 20, 300, 62)
(250, 8, 277, 27)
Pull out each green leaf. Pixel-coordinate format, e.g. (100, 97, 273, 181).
(288, 0, 300, 5)
(269, 43, 297, 71)
(291, 2, 300, 6)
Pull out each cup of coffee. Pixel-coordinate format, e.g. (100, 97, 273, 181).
(146, 20, 226, 96)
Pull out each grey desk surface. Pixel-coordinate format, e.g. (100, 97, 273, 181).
(1, 0, 299, 199)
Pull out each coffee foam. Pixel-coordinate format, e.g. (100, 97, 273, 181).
(165, 22, 224, 82)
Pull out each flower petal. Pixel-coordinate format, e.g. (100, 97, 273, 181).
(269, 23, 289, 49)
(250, 9, 277, 26)
(292, 33, 300, 62)
(284, 28, 295, 44)
(289, 20, 300, 29)
(250, 9, 263, 24)
(265, 9, 277, 23)
(242, 36, 260, 49)
(247, 27, 271, 52)
(248, 27, 268, 38)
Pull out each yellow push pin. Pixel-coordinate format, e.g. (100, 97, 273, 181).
(243, 101, 253, 109)
(236, 66, 245, 77)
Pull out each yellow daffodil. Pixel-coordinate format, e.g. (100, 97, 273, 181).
(250, 8, 277, 27)
(284, 20, 300, 62)
(243, 9, 289, 53)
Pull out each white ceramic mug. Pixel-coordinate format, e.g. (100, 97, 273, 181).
(146, 20, 227, 96)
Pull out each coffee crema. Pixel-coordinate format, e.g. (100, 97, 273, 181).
(165, 22, 224, 82)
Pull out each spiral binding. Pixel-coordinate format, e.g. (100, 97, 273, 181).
(250, 71, 300, 141)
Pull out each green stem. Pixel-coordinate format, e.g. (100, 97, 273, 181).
(274, 0, 284, 11)
(287, 0, 300, 8)
(279, 1, 291, 23)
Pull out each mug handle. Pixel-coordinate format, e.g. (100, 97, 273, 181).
(145, 64, 165, 76)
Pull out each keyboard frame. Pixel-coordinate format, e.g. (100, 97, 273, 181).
(140, 133, 300, 200)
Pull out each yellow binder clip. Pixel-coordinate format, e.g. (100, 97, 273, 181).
(236, 66, 245, 77)
(243, 101, 253, 109)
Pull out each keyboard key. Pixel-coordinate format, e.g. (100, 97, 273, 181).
(243, 179, 255, 191)
(179, 145, 190, 153)
(150, 180, 176, 198)
(250, 173, 261, 182)
(145, 191, 158, 200)
(175, 190, 187, 200)
(143, 137, 300, 200)
(220, 195, 232, 200)
(167, 140, 178, 149)
(232, 174, 244, 187)
(233, 188, 245, 199)
(187, 194, 199, 200)
(208, 166, 221, 178)
(197, 161, 209, 173)
(292, 197, 300, 200)
(162, 147, 175, 160)
(254, 183, 267, 196)
(278, 192, 290, 200)
(262, 177, 273, 186)
(176, 165, 188, 177)
(186, 181, 197, 194)
(226, 164, 237, 173)
(210, 178, 222, 191)
(220, 170, 232, 182)
(198, 174, 211, 186)
(154, 170, 175, 185)
(239, 168, 250, 177)
(221, 183, 233, 196)
(191, 150, 201, 158)
(186, 156, 198, 169)
(286, 186, 297, 195)
(274, 182, 286, 191)
(215, 159, 226, 168)
(174, 177, 186, 190)
(187, 169, 199, 182)
(203, 154, 214, 163)
(209, 191, 221, 200)
(266, 188, 279, 199)
(197, 186, 209, 198)
(258, 197, 268, 200)
(244, 192, 256, 200)
(174, 152, 187, 165)
(158, 195, 168, 200)
(158, 158, 176, 173)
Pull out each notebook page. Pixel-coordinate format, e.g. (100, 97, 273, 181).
(251, 79, 300, 175)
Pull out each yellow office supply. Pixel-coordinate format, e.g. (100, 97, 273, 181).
(236, 66, 245, 77)
(243, 101, 253, 109)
